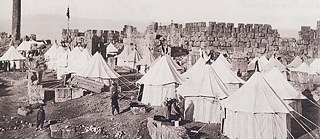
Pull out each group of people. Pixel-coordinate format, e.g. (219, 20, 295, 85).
(0, 61, 16, 71)
(163, 95, 185, 121)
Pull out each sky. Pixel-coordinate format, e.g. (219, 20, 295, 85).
(1, 0, 320, 39)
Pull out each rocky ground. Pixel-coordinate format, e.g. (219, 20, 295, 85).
(0, 71, 222, 139)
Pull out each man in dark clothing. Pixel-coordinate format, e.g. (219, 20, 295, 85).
(36, 106, 45, 130)
(110, 82, 120, 115)
(237, 69, 242, 77)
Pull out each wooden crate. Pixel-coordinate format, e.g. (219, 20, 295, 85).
(71, 87, 84, 99)
(55, 88, 72, 103)
(28, 85, 44, 104)
(70, 76, 104, 93)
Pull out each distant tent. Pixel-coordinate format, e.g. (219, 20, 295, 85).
(287, 56, 303, 68)
(151, 55, 183, 71)
(124, 48, 143, 69)
(262, 67, 306, 115)
(44, 44, 58, 59)
(262, 57, 287, 72)
(16, 41, 32, 51)
(221, 72, 292, 139)
(216, 54, 231, 69)
(16, 40, 44, 51)
(44, 44, 58, 69)
(78, 52, 120, 79)
(291, 62, 316, 74)
(177, 65, 229, 123)
(52, 46, 66, 71)
(115, 46, 130, 67)
(136, 49, 155, 74)
(65, 47, 92, 74)
(137, 54, 185, 106)
(106, 43, 118, 55)
(290, 62, 316, 84)
(212, 56, 245, 93)
(0, 46, 26, 61)
(56, 48, 70, 79)
(247, 55, 268, 71)
(309, 58, 320, 74)
(183, 57, 206, 79)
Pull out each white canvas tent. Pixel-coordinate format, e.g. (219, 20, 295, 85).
(16, 40, 44, 52)
(0, 46, 26, 61)
(262, 57, 287, 72)
(212, 56, 245, 94)
(65, 47, 92, 75)
(262, 57, 288, 79)
(106, 43, 118, 55)
(247, 55, 268, 71)
(262, 67, 306, 115)
(291, 63, 316, 75)
(182, 57, 206, 79)
(137, 54, 185, 106)
(0, 46, 26, 70)
(44, 44, 58, 69)
(136, 49, 155, 74)
(309, 58, 320, 74)
(78, 52, 120, 79)
(151, 55, 183, 71)
(124, 49, 142, 69)
(216, 54, 231, 69)
(177, 65, 229, 123)
(221, 72, 292, 139)
(287, 56, 303, 68)
(115, 46, 130, 67)
(52, 46, 67, 71)
(56, 48, 70, 79)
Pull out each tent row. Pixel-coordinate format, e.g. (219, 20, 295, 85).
(137, 53, 308, 139)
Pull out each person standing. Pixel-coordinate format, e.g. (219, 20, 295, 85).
(110, 82, 120, 115)
(237, 69, 242, 77)
(36, 106, 45, 130)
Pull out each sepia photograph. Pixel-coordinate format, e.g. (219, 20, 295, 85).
(0, 0, 320, 138)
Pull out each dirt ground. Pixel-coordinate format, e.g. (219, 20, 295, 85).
(0, 71, 222, 139)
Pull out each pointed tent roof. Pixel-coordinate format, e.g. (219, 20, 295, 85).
(56, 48, 70, 68)
(126, 49, 142, 62)
(78, 52, 120, 79)
(107, 43, 118, 55)
(310, 58, 320, 74)
(216, 54, 231, 69)
(66, 48, 92, 74)
(52, 46, 66, 61)
(151, 55, 183, 70)
(291, 62, 316, 74)
(262, 57, 287, 72)
(247, 55, 269, 71)
(136, 50, 155, 66)
(287, 56, 303, 68)
(0, 46, 26, 61)
(221, 72, 291, 113)
(16, 40, 44, 51)
(44, 44, 58, 58)
(137, 55, 185, 85)
(183, 57, 206, 79)
(68, 47, 82, 61)
(178, 65, 229, 99)
(115, 46, 130, 58)
(262, 67, 306, 100)
(212, 57, 245, 84)
(16, 41, 32, 51)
